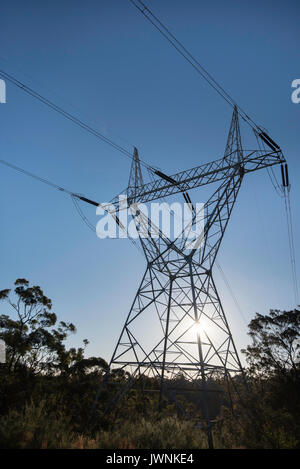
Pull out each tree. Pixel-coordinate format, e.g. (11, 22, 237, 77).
(0, 278, 84, 375)
(243, 308, 300, 381)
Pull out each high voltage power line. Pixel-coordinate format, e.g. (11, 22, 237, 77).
(0, 69, 155, 173)
(128, 0, 263, 132)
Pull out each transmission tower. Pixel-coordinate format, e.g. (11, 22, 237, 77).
(92, 107, 285, 448)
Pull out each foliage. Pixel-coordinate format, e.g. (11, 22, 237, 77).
(0, 278, 107, 376)
(0, 400, 208, 449)
(243, 308, 300, 379)
(0, 279, 299, 448)
(0, 400, 73, 449)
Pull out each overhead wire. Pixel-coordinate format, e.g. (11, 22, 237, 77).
(0, 156, 147, 253)
(215, 261, 248, 326)
(128, 0, 261, 132)
(253, 133, 298, 306)
(283, 186, 299, 306)
(0, 55, 138, 153)
(71, 195, 97, 232)
(0, 158, 76, 196)
(71, 193, 144, 254)
(0, 69, 155, 173)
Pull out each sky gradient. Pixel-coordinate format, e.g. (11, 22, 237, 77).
(1, 0, 299, 363)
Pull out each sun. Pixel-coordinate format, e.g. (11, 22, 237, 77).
(191, 316, 212, 342)
(192, 319, 206, 339)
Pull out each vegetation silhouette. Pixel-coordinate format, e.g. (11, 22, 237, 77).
(0, 279, 299, 448)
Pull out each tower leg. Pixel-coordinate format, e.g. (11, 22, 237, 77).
(93, 256, 244, 433)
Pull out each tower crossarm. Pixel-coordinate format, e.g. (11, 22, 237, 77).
(107, 149, 285, 211)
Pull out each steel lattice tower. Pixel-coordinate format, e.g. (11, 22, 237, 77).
(93, 108, 285, 446)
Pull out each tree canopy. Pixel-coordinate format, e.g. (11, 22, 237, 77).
(0, 278, 107, 375)
(243, 308, 300, 380)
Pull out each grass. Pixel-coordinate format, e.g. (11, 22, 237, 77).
(0, 400, 210, 449)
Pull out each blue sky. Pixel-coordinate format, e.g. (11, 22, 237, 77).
(0, 0, 299, 363)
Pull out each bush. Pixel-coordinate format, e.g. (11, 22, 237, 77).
(0, 401, 209, 449)
(0, 400, 73, 449)
(92, 417, 208, 449)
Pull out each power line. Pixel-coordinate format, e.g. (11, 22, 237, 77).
(0, 157, 146, 255)
(0, 158, 76, 196)
(283, 187, 299, 306)
(71, 192, 145, 254)
(71, 195, 98, 232)
(216, 261, 248, 326)
(0, 55, 138, 152)
(128, 0, 262, 132)
(254, 126, 298, 306)
(254, 129, 298, 305)
(0, 69, 155, 173)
